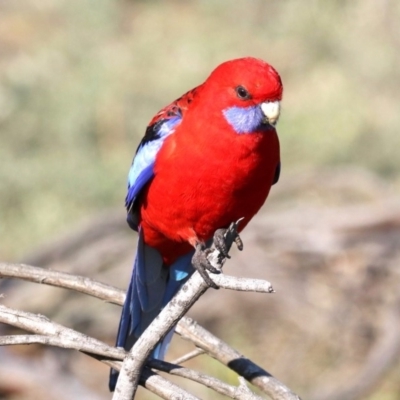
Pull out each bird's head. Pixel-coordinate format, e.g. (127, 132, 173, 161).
(203, 57, 283, 134)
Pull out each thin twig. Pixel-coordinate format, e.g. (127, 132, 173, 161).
(171, 348, 205, 365)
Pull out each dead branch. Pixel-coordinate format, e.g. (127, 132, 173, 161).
(213, 273, 274, 293)
(0, 262, 124, 305)
(0, 309, 205, 400)
(0, 305, 124, 360)
(0, 262, 273, 297)
(148, 359, 265, 400)
(99, 359, 201, 400)
(0, 332, 262, 400)
(176, 317, 301, 400)
(0, 241, 297, 399)
(140, 367, 201, 400)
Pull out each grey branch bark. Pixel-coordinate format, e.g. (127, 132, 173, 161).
(148, 359, 265, 400)
(0, 306, 124, 360)
(0, 262, 124, 305)
(0, 331, 261, 400)
(0, 237, 301, 400)
(213, 273, 274, 293)
(140, 367, 201, 400)
(0, 310, 199, 400)
(0, 262, 273, 299)
(176, 317, 302, 400)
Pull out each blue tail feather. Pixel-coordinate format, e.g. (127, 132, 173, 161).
(109, 231, 194, 391)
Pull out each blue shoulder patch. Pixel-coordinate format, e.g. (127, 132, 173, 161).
(125, 115, 182, 219)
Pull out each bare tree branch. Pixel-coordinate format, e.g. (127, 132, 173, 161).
(148, 359, 265, 400)
(0, 305, 124, 360)
(176, 317, 302, 400)
(0, 312, 265, 399)
(0, 262, 125, 305)
(94, 359, 201, 400)
(0, 238, 300, 399)
(140, 367, 201, 400)
(0, 334, 120, 355)
(0, 311, 201, 400)
(0, 262, 273, 300)
(213, 273, 274, 293)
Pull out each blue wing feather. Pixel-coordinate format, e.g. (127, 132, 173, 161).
(125, 85, 203, 217)
(125, 115, 182, 225)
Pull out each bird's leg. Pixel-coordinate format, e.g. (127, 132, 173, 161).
(192, 243, 220, 289)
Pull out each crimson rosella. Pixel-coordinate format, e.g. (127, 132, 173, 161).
(109, 57, 283, 390)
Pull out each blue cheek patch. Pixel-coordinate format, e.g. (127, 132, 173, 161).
(223, 105, 267, 134)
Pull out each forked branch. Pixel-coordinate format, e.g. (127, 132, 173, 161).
(0, 225, 300, 400)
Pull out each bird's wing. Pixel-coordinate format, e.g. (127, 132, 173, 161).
(125, 85, 203, 230)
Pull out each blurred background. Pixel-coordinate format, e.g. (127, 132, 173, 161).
(1, 0, 400, 399)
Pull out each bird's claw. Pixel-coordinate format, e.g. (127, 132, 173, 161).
(213, 224, 243, 258)
(234, 233, 244, 251)
(213, 229, 231, 258)
(192, 243, 220, 289)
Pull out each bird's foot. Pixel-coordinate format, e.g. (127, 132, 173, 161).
(192, 243, 220, 289)
(192, 220, 244, 289)
(213, 224, 244, 259)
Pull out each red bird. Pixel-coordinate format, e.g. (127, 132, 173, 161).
(110, 57, 283, 390)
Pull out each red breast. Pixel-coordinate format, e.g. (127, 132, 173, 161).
(139, 112, 279, 265)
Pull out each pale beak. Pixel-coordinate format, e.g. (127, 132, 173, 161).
(261, 101, 281, 126)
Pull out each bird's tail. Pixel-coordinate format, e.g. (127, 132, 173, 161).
(109, 228, 193, 391)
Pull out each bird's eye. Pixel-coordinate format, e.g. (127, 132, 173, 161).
(235, 86, 251, 100)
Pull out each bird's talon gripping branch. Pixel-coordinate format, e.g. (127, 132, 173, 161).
(192, 244, 220, 289)
(213, 221, 244, 258)
(213, 229, 231, 258)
